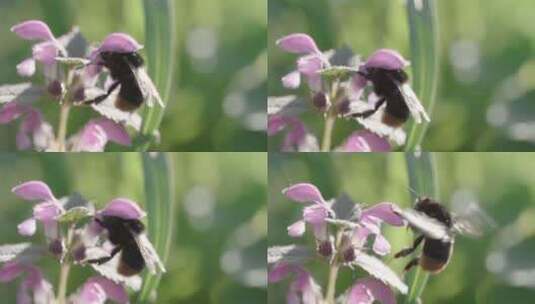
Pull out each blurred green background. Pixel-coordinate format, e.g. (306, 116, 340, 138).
(269, 0, 535, 151)
(0, 0, 266, 151)
(269, 152, 535, 303)
(0, 152, 267, 303)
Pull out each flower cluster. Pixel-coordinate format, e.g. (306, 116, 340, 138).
(268, 33, 430, 152)
(0, 180, 164, 303)
(0, 20, 156, 151)
(268, 183, 408, 304)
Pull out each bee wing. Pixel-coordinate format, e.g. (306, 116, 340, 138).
(134, 233, 166, 274)
(125, 60, 165, 108)
(395, 208, 453, 242)
(399, 83, 430, 124)
(452, 202, 496, 238)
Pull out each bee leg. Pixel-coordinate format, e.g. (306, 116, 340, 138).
(403, 257, 420, 272)
(394, 235, 424, 258)
(351, 97, 386, 119)
(82, 81, 121, 105)
(86, 246, 122, 265)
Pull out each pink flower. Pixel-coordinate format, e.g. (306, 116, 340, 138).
(98, 198, 146, 220)
(346, 278, 396, 304)
(269, 263, 322, 304)
(0, 262, 54, 304)
(11, 180, 63, 240)
(10, 20, 64, 77)
(0, 103, 54, 151)
(282, 183, 332, 239)
(268, 116, 319, 152)
(86, 33, 143, 77)
(338, 130, 391, 152)
(352, 203, 404, 256)
(277, 33, 327, 91)
(70, 118, 131, 152)
(71, 276, 129, 304)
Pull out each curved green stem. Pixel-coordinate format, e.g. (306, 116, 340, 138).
(404, 0, 439, 151)
(404, 152, 438, 303)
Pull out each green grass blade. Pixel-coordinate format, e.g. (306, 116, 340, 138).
(404, 152, 438, 303)
(135, 0, 177, 151)
(138, 153, 176, 302)
(404, 0, 439, 151)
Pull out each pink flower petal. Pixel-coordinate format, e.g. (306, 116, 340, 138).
(87, 277, 129, 304)
(16, 58, 36, 77)
(12, 180, 56, 201)
(75, 280, 107, 304)
(33, 202, 62, 221)
(297, 56, 323, 76)
(372, 233, 391, 256)
(361, 203, 404, 226)
(94, 118, 131, 146)
(268, 263, 292, 283)
(287, 220, 306, 237)
(282, 183, 325, 204)
(32, 41, 59, 65)
(348, 278, 395, 304)
(75, 121, 108, 152)
(365, 49, 409, 71)
(282, 71, 301, 89)
(277, 33, 320, 54)
(351, 74, 368, 98)
(11, 20, 55, 41)
(0, 103, 26, 124)
(18, 218, 37, 236)
(16, 129, 32, 150)
(98, 33, 143, 53)
(99, 198, 146, 220)
(267, 115, 289, 136)
(0, 261, 25, 282)
(303, 205, 329, 224)
(341, 131, 391, 152)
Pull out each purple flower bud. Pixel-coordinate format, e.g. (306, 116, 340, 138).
(343, 247, 356, 263)
(73, 87, 85, 102)
(336, 98, 351, 115)
(312, 92, 329, 111)
(73, 245, 86, 262)
(317, 240, 333, 258)
(48, 239, 63, 257)
(47, 80, 64, 97)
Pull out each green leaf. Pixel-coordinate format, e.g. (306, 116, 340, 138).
(135, 0, 177, 151)
(137, 153, 176, 303)
(404, 152, 438, 304)
(57, 207, 93, 223)
(404, 0, 440, 151)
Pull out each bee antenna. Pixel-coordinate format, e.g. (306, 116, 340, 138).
(405, 185, 422, 201)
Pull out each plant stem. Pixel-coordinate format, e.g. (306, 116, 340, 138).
(325, 229, 344, 303)
(57, 262, 71, 304)
(56, 226, 74, 304)
(56, 103, 71, 152)
(321, 114, 336, 152)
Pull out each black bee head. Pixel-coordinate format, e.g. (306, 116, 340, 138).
(124, 219, 145, 234)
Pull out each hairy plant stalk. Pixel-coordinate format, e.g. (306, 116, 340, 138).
(321, 113, 336, 152)
(56, 226, 75, 304)
(325, 229, 344, 303)
(56, 103, 71, 152)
